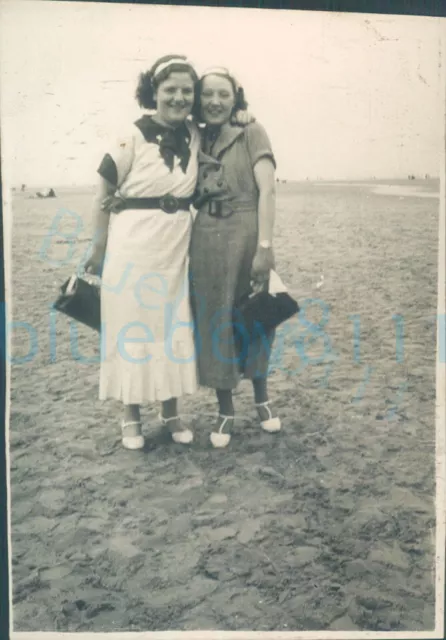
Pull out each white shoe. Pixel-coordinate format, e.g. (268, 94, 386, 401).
(255, 401, 281, 432)
(159, 414, 194, 444)
(121, 421, 145, 450)
(210, 415, 234, 448)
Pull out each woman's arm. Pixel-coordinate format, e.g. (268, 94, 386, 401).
(84, 177, 115, 275)
(85, 127, 135, 275)
(250, 157, 276, 286)
(254, 157, 276, 246)
(231, 109, 256, 126)
(93, 177, 115, 247)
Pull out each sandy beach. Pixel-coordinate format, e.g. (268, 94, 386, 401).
(7, 179, 439, 632)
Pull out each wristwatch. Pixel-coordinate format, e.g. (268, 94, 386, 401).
(259, 240, 272, 249)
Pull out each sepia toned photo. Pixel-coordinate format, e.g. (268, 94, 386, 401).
(0, 1, 445, 637)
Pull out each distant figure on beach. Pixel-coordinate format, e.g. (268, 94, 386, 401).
(84, 55, 251, 451)
(21, 184, 26, 192)
(36, 188, 56, 198)
(189, 67, 281, 448)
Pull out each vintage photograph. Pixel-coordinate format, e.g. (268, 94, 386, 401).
(1, 1, 444, 635)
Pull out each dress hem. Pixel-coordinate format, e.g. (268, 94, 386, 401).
(98, 383, 199, 405)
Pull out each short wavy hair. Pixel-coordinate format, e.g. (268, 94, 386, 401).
(191, 73, 248, 123)
(135, 54, 199, 110)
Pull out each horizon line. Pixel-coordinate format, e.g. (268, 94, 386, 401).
(9, 176, 441, 190)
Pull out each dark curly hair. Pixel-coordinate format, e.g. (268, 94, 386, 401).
(135, 54, 199, 110)
(191, 73, 248, 123)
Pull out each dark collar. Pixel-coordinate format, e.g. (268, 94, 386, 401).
(204, 124, 245, 159)
(134, 114, 190, 145)
(135, 114, 191, 173)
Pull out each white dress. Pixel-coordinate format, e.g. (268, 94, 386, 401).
(98, 115, 200, 404)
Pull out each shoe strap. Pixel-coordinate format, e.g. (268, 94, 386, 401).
(218, 414, 234, 434)
(255, 402, 273, 420)
(122, 420, 141, 427)
(159, 413, 179, 424)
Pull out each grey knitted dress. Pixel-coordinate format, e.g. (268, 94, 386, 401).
(189, 122, 276, 390)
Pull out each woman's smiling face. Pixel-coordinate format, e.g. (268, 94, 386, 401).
(154, 71, 195, 126)
(200, 74, 236, 126)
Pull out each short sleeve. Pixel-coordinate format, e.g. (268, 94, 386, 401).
(244, 122, 276, 170)
(97, 128, 135, 188)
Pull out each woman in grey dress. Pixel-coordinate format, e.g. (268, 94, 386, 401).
(189, 67, 280, 448)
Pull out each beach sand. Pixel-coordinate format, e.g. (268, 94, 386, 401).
(7, 180, 439, 632)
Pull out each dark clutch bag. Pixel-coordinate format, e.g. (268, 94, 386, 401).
(53, 275, 101, 332)
(233, 289, 299, 341)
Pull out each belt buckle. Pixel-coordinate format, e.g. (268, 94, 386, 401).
(160, 194, 179, 214)
(220, 202, 234, 219)
(209, 200, 233, 219)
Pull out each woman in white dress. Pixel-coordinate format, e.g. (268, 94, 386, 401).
(84, 55, 202, 450)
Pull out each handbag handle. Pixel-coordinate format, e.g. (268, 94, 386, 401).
(250, 270, 288, 297)
(250, 274, 270, 297)
(75, 265, 102, 288)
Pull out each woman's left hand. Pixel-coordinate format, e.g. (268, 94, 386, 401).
(101, 194, 126, 214)
(251, 246, 274, 291)
(231, 109, 256, 126)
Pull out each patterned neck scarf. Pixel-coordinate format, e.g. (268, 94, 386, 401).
(135, 115, 191, 173)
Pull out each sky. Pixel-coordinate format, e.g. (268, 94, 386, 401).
(0, 1, 444, 186)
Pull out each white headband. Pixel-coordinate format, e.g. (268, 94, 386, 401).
(152, 57, 195, 79)
(200, 66, 240, 90)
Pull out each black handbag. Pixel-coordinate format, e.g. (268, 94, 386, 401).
(233, 286, 299, 342)
(53, 274, 101, 332)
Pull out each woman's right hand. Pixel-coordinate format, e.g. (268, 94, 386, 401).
(84, 245, 106, 276)
(232, 109, 256, 126)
